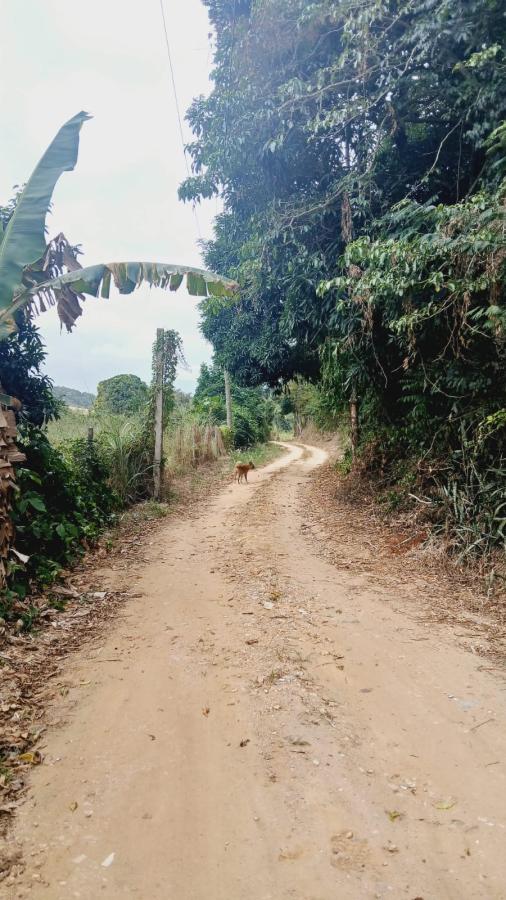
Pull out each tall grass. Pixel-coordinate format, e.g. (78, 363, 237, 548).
(99, 417, 152, 505)
(48, 404, 283, 503)
(46, 407, 97, 445)
(47, 406, 227, 499)
(165, 413, 226, 474)
(47, 408, 152, 506)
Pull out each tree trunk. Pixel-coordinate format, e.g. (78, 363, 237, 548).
(350, 388, 359, 459)
(224, 369, 233, 429)
(341, 152, 360, 460)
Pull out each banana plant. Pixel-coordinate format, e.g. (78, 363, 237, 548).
(0, 111, 237, 340)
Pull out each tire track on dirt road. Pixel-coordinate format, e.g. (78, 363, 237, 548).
(5, 442, 506, 899)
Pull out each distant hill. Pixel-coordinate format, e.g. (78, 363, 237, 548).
(54, 386, 96, 409)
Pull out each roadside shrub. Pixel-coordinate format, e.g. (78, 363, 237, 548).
(219, 425, 234, 451)
(97, 417, 153, 506)
(427, 424, 506, 560)
(233, 409, 259, 447)
(193, 362, 274, 448)
(8, 427, 117, 601)
(61, 437, 118, 519)
(318, 187, 506, 560)
(0, 318, 121, 605)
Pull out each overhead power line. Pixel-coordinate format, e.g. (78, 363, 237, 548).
(158, 0, 203, 242)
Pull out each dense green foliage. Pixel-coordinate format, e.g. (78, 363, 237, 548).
(319, 188, 506, 436)
(0, 318, 61, 426)
(181, 0, 506, 558)
(193, 363, 273, 446)
(0, 323, 116, 610)
(151, 329, 187, 423)
(53, 385, 95, 409)
(10, 430, 116, 598)
(95, 374, 149, 416)
(182, 0, 506, 381)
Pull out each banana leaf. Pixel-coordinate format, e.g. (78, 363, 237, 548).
(0, 261, 238, 337)
(0, 112, 90, 311)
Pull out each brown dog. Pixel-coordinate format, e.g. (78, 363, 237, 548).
(233, 461, 255, 483)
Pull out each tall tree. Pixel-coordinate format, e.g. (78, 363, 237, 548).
(181, 0, 506, 556)
(94, 374, 149, 417)
(181, 0, 506, 385)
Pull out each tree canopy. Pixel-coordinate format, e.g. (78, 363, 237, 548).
(181, 0, 506, 379)
(181, 0, 506, 557)
(193, 362, 273, 446)
(94, 374, 149, 417)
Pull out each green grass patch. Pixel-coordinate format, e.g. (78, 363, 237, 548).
(230, 440, 288, 470)
(46, 408, 128, 446)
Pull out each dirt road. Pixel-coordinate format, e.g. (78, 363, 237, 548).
(7, 443, 506, 899)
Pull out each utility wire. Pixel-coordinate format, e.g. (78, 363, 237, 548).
(158, 0, 203, 242)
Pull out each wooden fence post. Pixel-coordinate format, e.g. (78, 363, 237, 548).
(224, 368, 233, 429)
(87, 426, 94, 446)
(350, 386, 359, 458)
(153, 328, 164, 500)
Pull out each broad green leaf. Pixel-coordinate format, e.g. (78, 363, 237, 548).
(169, 273, 184, 292)
(100, 270, 111, 299)
(187, 271, 208, 296)
(28, 495, 46, 512)
(0, 111, 90, 311)
(1, 261, 238, 335)
(56, 523, 67, 540)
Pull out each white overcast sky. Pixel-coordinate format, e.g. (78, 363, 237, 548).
(0, 0, 219, 394)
